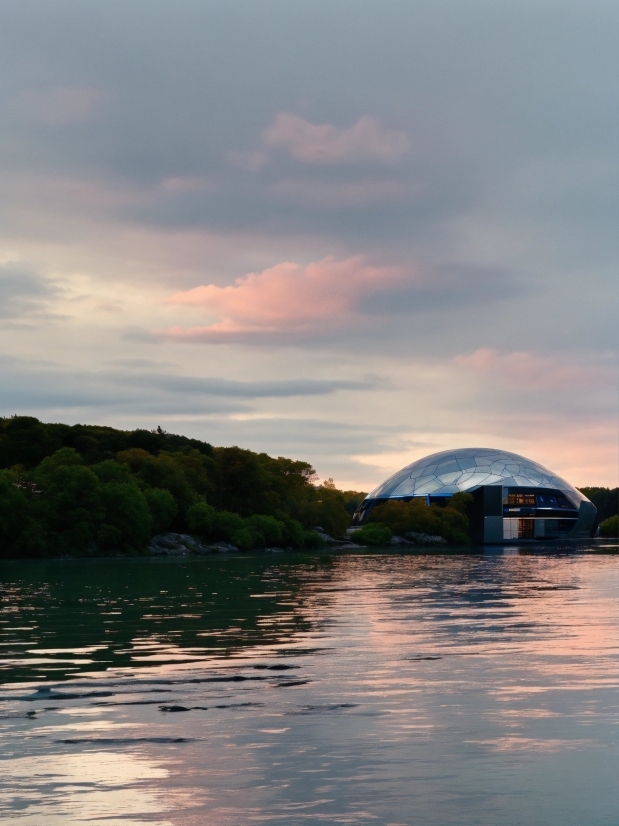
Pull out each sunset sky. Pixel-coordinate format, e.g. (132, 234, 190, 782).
(1, 0, 617, 489)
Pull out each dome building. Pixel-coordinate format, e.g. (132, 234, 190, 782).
(353, 448, 597, 543)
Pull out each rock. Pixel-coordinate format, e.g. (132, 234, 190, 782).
(149, 533, 195, 555)
(312, 528, 339, 545)
(389, 535, 414, 546)
(203, 542, 238, 554)
(148, 533, 237, 555)
(404, 532, 447, 546)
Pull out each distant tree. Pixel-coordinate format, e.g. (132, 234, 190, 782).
(342, 490, 367, 515)
(137, 455, 197, 512)
(32, 457, 105, 553)
(0, 470, 31, 555)
(0, 416, 63, 469)
(186, 501, 218, 536)
(599, 514, 618, 537)
(98, 481, 152, 551)
(311, 485, 352, 537)
(578, 488, 618, 523)
(144, 488, 178, 533)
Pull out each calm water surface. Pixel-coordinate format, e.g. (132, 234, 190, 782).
(1, 545, 618, 825)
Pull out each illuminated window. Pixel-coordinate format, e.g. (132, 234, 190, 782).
(518, 519, 535, 538)
(508, 493, 536, 506)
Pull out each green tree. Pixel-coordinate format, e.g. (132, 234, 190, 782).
(186, 501, 218, 536)
(0, 470, 32, 556)
(99, 482, 152, 551)
(599, 514, 618, 537)
(32, 462, 104, 554)
(144, 488, 178, 533)
(212, 447, 275, 516)
(137, 455, 196, 512)
(247, 514, 285, 546)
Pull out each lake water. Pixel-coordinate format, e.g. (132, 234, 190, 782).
(1, 544, 618, 825)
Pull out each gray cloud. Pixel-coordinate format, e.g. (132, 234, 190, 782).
(0, 357, 379, 418)
(0, 263, 60, 319)
(358, 264, 522, 316)
(117, 373, 383, 398)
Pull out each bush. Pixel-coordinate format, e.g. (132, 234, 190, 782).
(247, 514, 285, 546)
(213, 510, 245, 541)
(599, 514, 618, 537)
(356, 523, 392, 546)
(230, 527, 255, 550)
(301, 530, 325, 548)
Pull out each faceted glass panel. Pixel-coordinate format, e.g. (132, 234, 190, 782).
(436, 461, 460, 475)
(366, 448, 587, 505)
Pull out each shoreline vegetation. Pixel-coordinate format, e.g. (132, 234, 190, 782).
(0, 416, 617, 559)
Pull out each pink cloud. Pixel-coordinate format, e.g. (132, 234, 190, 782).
(162, 255, 408, 340)
(262, 114, 409, 165)
(454, 348, 612, 391)
(19, 87, 105, 126)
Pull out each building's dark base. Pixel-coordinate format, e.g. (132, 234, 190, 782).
(353, 485, 598, 545)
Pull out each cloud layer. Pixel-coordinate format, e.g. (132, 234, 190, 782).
(0, 1, 616, 486)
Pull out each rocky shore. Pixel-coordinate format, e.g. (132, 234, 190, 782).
(147, 527, 445, 556)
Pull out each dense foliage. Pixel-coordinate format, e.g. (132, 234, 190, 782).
(598, 515, 618, 538)
(354, 523, 393, 546)
(365, 493, 474, 544)
(0, 416, 365, 558)
(578, 487, 618, 523)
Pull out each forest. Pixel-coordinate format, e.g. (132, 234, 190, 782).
(0, 416, 616, 557)
(0, 416, 365, 557)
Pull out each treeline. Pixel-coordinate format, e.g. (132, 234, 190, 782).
(0, 416, 365, 558)
(578, 488, 618, 537)
(578, 488, 618, 524)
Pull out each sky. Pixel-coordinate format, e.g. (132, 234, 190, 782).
(0, 0, 617, 490)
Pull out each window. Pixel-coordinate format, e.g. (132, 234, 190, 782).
(518, 519, 535, 539)
(537, 492, 575, 510)
(508, 493, 536, 506)
(503, 518, 519, 539)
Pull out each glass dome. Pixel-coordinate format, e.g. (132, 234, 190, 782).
(365, 448, 586, 504)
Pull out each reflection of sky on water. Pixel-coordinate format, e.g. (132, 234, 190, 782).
(1, 752, 172, 826)
(0, 551, 617, 825)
